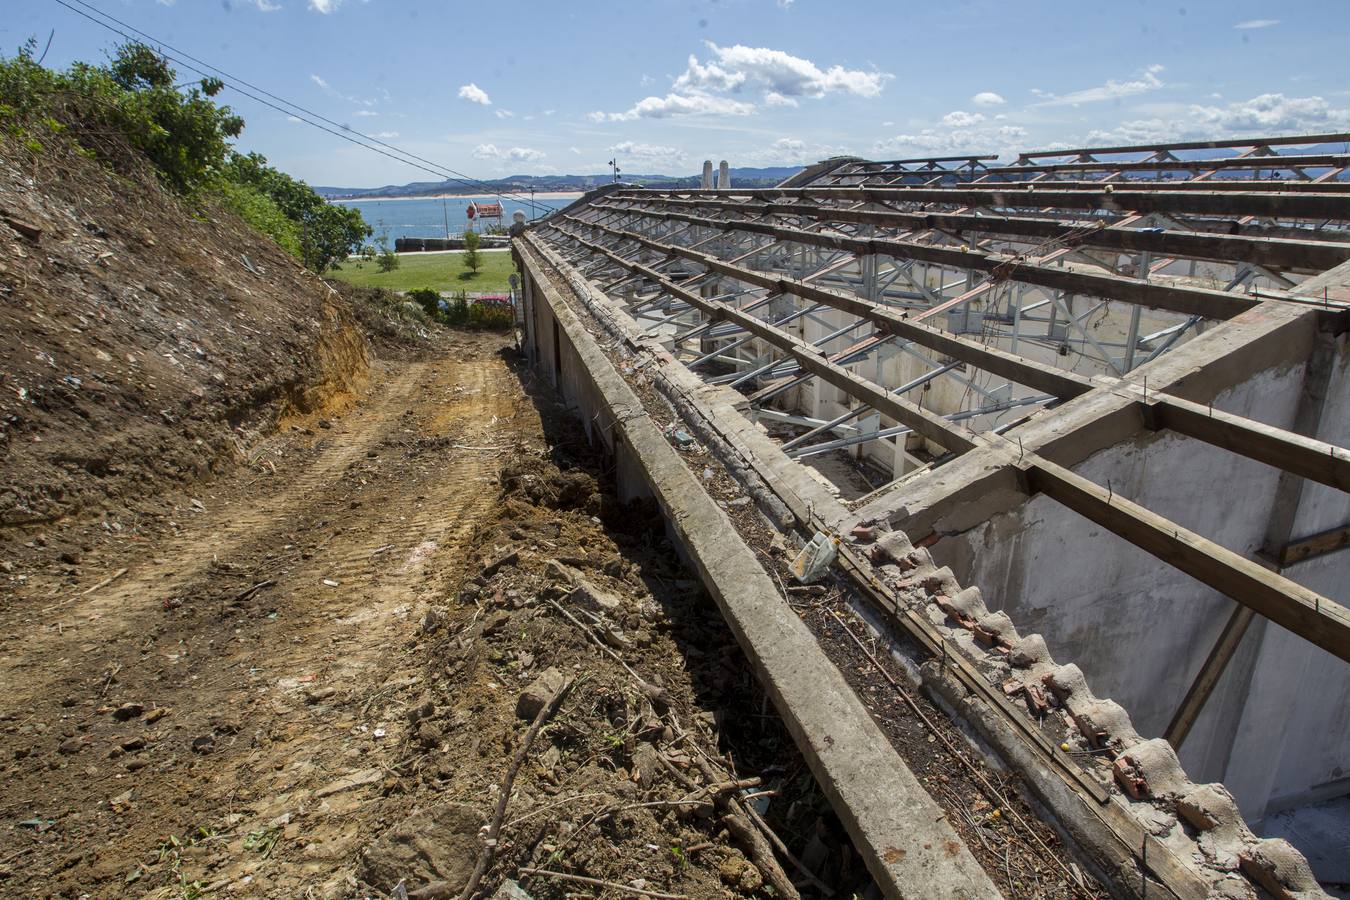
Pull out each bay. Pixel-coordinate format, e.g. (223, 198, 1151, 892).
(331, 194, 577, 244)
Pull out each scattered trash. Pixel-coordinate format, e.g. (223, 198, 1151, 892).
(322, 578, 340, 587)
(790, 531, 839, 584)
(18, 818, 55, 832)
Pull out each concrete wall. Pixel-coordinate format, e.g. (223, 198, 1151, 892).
(930, 335, 1350, 823)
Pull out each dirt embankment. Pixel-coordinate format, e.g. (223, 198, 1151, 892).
(0, 130, 368, 549)
(0, 333, 859, 898)
(0, 133, 862, 898)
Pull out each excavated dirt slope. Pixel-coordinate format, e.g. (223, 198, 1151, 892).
(0, 136, 856, 897)
(0, 131, 368, 544)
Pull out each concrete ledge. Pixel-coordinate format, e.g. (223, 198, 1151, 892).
(517, 237, 1000, 899)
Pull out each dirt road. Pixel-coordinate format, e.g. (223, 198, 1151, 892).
(0, 334, 530, 897)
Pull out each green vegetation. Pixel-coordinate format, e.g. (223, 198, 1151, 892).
(404, 287, 513, 330)
(376, 236, 400, 273)
(0, 39, 369, 273)
(462, 228, 482, 274)
(329, 249, 517, 292)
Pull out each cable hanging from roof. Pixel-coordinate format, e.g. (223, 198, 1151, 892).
(49, 0, 554, 216)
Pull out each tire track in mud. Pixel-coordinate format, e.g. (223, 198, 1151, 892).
(0, 338, 537, 897)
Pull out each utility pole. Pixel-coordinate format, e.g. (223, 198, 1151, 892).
(608, 158, 621, 183)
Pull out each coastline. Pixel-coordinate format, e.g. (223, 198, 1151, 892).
(330, 190, 584, 203)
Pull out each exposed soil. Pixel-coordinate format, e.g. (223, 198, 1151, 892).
(0, 331, 862, 898)
(0, 128, 368, 541)
(1, 126, 857, 899)
(0, 333, 508, 895)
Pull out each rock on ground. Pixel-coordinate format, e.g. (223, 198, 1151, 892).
(359, 802, 485, 895)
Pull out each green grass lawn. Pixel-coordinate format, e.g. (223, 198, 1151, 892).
(328, 250, 517, 293)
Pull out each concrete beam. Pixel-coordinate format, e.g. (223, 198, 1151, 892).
(518, 235, 1000, 899)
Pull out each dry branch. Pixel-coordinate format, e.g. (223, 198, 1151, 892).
(459, 677, 576, 900)
(517, 868, 689, 899)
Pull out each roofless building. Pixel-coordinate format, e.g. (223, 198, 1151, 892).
(513, 132, 1350, 897)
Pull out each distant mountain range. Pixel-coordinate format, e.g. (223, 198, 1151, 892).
(312, 166, 805, 199)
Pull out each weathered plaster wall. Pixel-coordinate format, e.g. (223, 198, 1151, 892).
(930, 337, 1350, 822)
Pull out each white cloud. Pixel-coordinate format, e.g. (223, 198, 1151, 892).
(1085, 93, 1350, 145)
(312, 73, 375, 107)
(606, 92, 755, 122)
(353, 109, 378, 117)
(738, 137, 850, 167)
(673, 53, 747, 94)
(594, 41, 889, 122)
(875, 124, 1027, 156)
(473, 144, 545, 163)
(941, 110, 984, 127)
(585, 111, 606, 123)
(971, 91, 1005, 106)
(372, 131, 399, 139)
(701, 42, 889, 99)
(570, 147, 583, 155)
(608, 141, 686, 164)
(1033, 64, 1164, 106)
(458, 83, 491, 106)
(1191, 93, 1348, 132)
(251, 0, 281, 10)
(308, 0, 337, 12)
(1234, 19, 1279, 29)
(494, 109, 515, 119)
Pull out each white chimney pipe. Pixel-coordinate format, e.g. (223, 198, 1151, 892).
(718, 160, 730, 191)
(701, 160, 713, 191)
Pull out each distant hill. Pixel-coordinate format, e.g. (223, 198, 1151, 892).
(313, 166, 805, 200)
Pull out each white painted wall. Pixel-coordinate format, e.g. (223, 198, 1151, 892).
(931, 338, 1350, 822)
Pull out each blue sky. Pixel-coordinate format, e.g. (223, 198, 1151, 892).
(7, 0, 1349, 187)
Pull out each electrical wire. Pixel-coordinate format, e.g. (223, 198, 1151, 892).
(49, 0, 554, 216)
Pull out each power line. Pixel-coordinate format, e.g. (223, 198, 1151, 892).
(49, 0, 553, 216)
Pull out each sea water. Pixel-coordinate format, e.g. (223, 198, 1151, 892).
(331, 195, 574, 243)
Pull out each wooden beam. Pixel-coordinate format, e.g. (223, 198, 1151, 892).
(598, 196, 1350, 275)
(1279, 523, 1350, 567)
(1013, 132, 1350, 159)
(1164, 606, 1257, 750)
(570, 212, 1350, 499)
(552, 222, 979, 454)
(560, 215, 1096, 400)
(618, 186, 1350, 221)
(1151, 398, 1350, 494)
(1025, 460, 1350, 665)
(588, 203, 1259, 320)
(984, 152, 1350, 176)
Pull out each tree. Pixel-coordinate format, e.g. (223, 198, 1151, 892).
(376, 235, 399, 273)
(0, 41, 369, 271)
(462, 228, 481, 275)
(223, 151, 370, 273)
